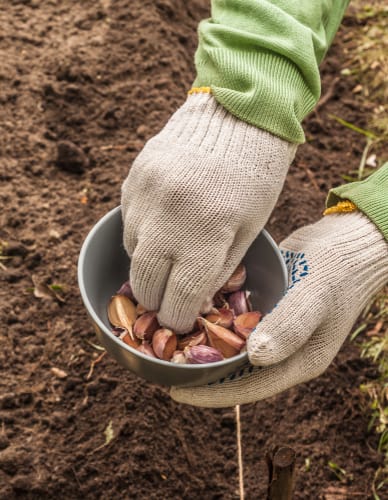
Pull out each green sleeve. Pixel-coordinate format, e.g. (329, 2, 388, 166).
(194, 0, 350, 144)
(326, 163, 388, 241)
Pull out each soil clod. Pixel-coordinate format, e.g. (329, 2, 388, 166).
(55, 140, 89, 174)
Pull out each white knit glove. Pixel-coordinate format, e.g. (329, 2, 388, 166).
(171, 212, 388, 407)
(121, 93, 296, 333)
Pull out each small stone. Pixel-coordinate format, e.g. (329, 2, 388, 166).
(49, 229, 61, 240)
(3, 241, 28, 258)
(11, 475, 30, 491)
(221, 411, 235, 428)
(132, 445, 147, 459)
(51, 367, 68, 379)
(366, 154, 377, 168)
(352, 84, 363, 94)
(136, 125, 148, 138)
(2, 270, 23, 283)
(55, 140, 89, 174)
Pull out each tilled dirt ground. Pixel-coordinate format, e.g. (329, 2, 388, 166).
(0, 1, 386, 499)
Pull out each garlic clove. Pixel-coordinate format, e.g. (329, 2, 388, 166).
(133, 312, 159, 340)
(137, 341, 156, 358)
(112, 326, 127, 337)
(220, 264, 246, 293)
(205, 308, 234, 328)
(152, 328, 178, 361)
(171, 350, 187, 364)
(108, 295, 137, 340)
(246, 291, 253, 312)
(116, 280, 137, 302)
(233, 311, 262, 339)
(228, 291, 249, 316)
(136, 303, 148, 316)
(184, 345, 223, 364)
(198, 318, 245, 358)
(112, 326, 140, 349)
(177, 330, 207, 350)
(212, 291, 228, 308)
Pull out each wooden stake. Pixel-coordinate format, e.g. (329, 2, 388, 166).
(235, 405, 245, 500)
(266, 446, 296, 500)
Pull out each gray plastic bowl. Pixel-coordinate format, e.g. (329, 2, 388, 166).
(78, 206, 287, 387)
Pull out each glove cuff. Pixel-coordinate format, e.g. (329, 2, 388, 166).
(326, 163, 388, 241)
(154, 92, 297, 164)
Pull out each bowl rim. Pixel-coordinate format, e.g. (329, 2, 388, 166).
(78, 205, 287, 371)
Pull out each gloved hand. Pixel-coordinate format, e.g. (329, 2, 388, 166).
(121, 92, 296, 333)
(171, 211, 388, 407)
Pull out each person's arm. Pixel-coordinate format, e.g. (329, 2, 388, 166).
(171, 164, 388, 408)
(194, 0, 350, 143)
(326, 163, 388, 239)
(121, 1, 351, 334)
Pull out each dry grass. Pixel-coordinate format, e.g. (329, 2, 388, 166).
(343, 3, 388, 498)
(349, 2, 388, 138)
(352, 288, 388, 498)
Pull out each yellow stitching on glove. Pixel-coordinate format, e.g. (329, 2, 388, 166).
(323, 200, 358, 216)
(188, 87, 212, 95)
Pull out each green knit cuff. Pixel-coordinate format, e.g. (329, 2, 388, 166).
(326, 163, 388, 241)
(194, 50, 316, 144)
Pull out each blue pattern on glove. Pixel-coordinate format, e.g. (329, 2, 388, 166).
(281, 249, 310, 291)
(208, 249, 310, 386)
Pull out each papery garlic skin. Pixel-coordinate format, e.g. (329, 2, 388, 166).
(233, 312, 262, 339)
(205, 308, 234, 329)
(184, 345, 223, 364)
(134, 312, 159, 340)
(152, 328, 178, 361)
(171, 350, 187, 364)
(228, 291, 249, 316)
(198, 318, 245, 358)
(116, 281, 137, 302)
(137, 341, 157, 358)
(108, 295, 137, 339)
(111, 326, 140, 348)
(177, 331, 207, 350)
(220, 264, 246, 293)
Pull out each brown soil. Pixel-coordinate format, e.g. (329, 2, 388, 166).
(0, 1, 385, 499)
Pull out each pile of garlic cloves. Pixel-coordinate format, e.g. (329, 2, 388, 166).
(107, 264, 262, 364)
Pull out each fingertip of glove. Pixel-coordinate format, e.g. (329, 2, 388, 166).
(248, 351, 276, 367)
(247, 335, 285, 366)
(169, 386, 179, 401)
(170, 386, 192, 406)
